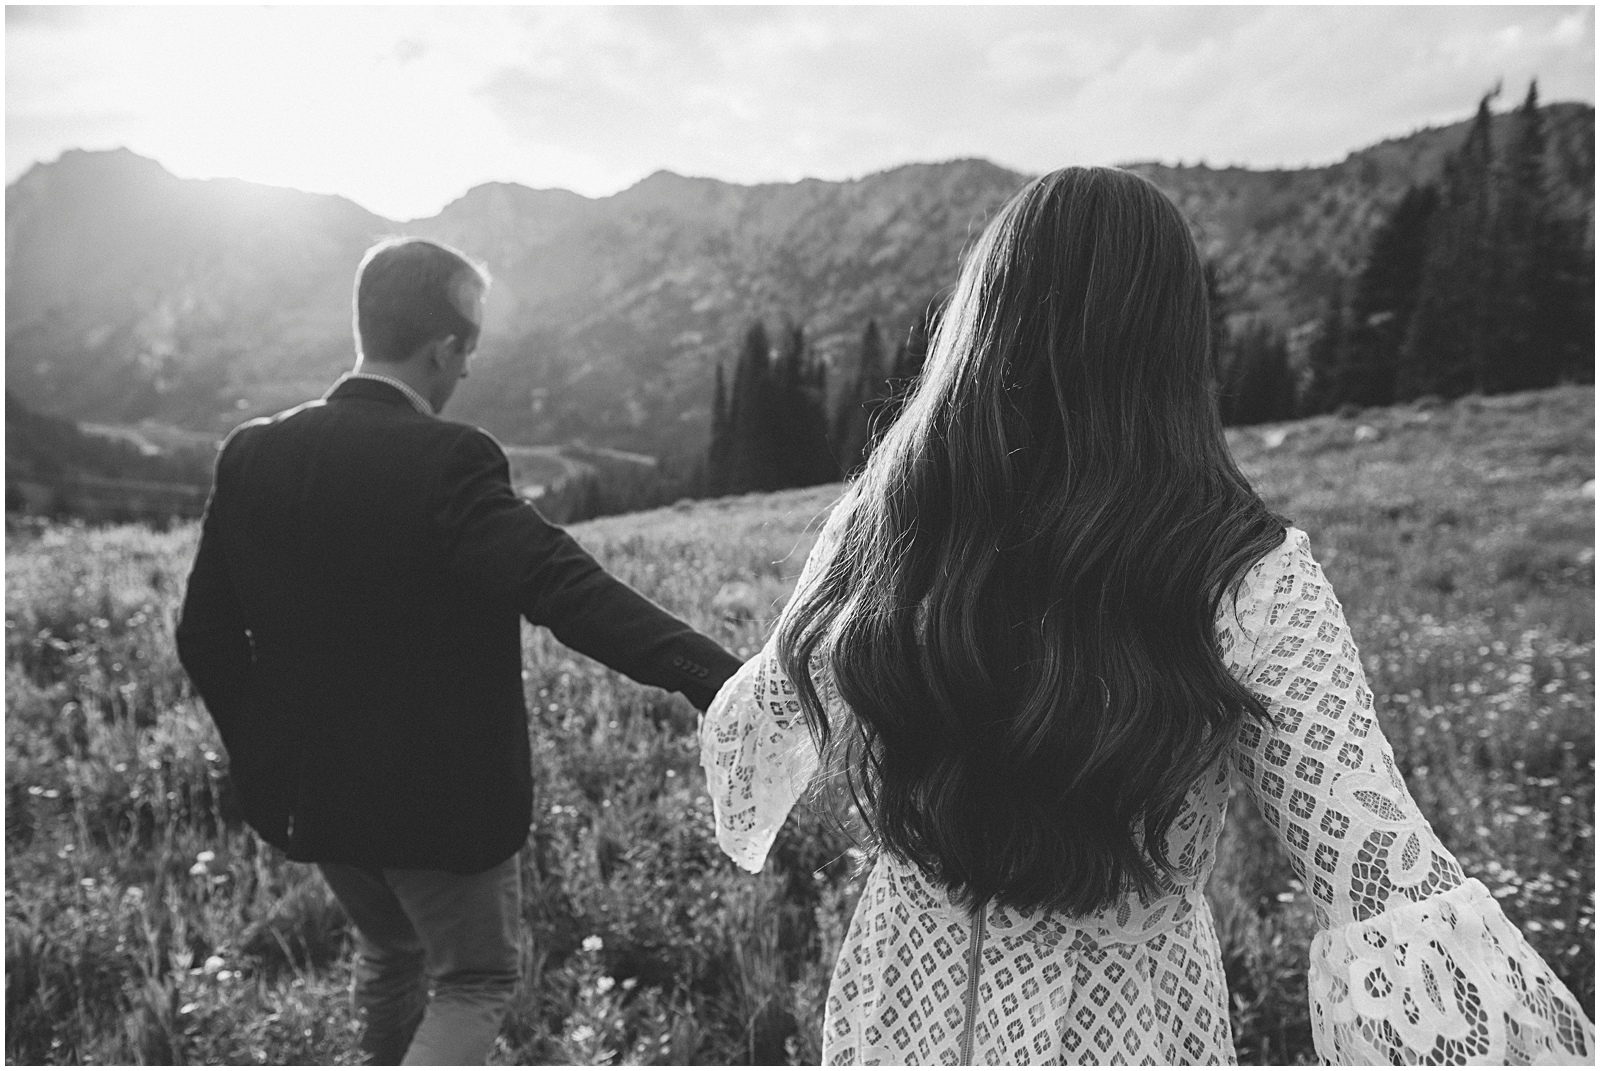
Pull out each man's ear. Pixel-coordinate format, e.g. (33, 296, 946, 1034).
(427, 335, 460, 370)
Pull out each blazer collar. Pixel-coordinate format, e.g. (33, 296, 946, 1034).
(325, 373, 435, 415)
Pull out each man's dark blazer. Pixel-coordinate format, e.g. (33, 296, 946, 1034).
(176, 376, 742, 874)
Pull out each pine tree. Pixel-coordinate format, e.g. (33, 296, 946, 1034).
(833, 319, 888, 475)
(1334, 184, 1440, 408)
(1504, 81, 1594, 388)
(1542, 211, 1596, 385)
(1398, 92, 1499, 400)
(772, 321, 839, 488)
(1204, 260, 1230, 392)
(880, 296, 944, 429)
(727, 321, 778, 493)
(706, 363, 732, 495)
(707, 318, 839, 496)
(1222, 322, 1295, 426)
(1299, 293, 1349, 416)
(1488, 81, 1553, 392)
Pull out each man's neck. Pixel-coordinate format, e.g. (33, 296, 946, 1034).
(352, 361, 435, 414)
(350, 358, 435, 409)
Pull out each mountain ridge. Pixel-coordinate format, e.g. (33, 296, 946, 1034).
(7, 101, 1592, 459)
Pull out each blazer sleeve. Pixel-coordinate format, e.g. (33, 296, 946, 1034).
(434, 426, 740, 709)
(176, 434, 254, 734)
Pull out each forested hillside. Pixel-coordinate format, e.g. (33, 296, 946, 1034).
(7, 100, 1590, 464)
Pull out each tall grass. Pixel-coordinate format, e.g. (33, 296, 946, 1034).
(6, 386, 1593, 1064)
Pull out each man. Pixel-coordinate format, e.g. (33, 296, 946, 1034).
(176, 236, 742, 1064)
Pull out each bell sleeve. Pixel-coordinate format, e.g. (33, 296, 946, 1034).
(699, 511, 848, 873)
(699, 641, 821, 873)
(1226, 528, 1594, 1064)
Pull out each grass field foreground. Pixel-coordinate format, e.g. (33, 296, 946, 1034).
(5, 386, 1593, 1063)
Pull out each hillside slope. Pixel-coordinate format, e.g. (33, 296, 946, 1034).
(6, 104, 1592, 460)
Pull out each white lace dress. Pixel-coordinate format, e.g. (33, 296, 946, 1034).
(700, 527, 1594, 1065)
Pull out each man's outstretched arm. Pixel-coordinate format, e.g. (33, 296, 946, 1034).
(436, 428, 742, 709)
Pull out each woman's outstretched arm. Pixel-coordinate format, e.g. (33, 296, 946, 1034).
(699, 641, 819, 871)
(699, 515, 846, 872)
(1226, 528, 1593, 1065)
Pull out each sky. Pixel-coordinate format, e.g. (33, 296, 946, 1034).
(6, 5, 1595, 221)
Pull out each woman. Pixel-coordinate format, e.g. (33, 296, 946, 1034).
(700, 167, 1592, 1065)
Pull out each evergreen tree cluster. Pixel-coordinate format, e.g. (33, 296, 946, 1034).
(1219, 322, 1296, 427)
(1213, 84, 1592, 426)
(704, 299, 941, 496)
(705, 321, 837, 496)
(1303, 83, 1594, 417)
(832, 298, 941, 475)
(702, 85, 1588, 474)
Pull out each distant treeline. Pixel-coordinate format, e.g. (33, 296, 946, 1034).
(1219, 83, 1593, 426)
(4, 392, 215, 525)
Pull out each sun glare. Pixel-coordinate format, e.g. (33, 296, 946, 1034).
(13, 6, 551, 219)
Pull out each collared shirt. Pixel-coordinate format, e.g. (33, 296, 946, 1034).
(337, 371, 435, 416)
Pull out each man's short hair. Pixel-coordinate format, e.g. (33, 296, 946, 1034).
(353, 237, 491, 363)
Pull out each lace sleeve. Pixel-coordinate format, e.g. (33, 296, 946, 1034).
(698, 641, 819, 873)
(698, 514, 847, 872)
(1227, 528, 1594, 1064)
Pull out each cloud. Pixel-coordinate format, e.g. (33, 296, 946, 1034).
(5, 7, 90, 30)
(392, 38, 428, 67)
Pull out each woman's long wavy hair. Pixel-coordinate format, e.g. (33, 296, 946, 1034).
(776, 166, 1287, 916)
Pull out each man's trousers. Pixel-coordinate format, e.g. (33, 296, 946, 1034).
(318, 854, 522, 1065)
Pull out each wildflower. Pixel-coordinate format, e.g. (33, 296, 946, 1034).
(204, 955, 225, 974)
(582, 935, 604, 953)
(596, 976, 615, 995)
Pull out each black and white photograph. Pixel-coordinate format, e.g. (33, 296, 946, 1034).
(4, 5, 1595, 1065)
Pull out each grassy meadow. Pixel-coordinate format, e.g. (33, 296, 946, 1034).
(6, 386, 1594, 1064)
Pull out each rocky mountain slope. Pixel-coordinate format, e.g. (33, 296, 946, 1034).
(7, 102, 1592, 460)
